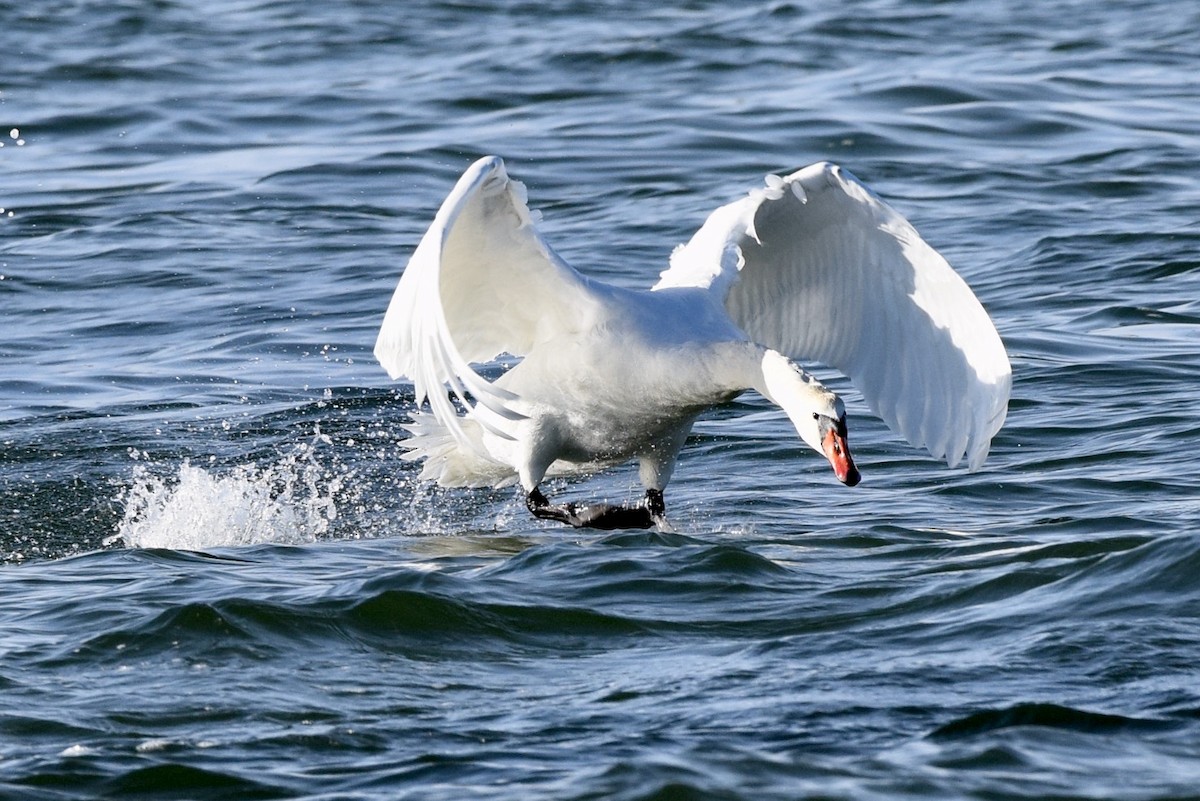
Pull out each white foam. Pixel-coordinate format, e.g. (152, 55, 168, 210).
(110, 440, 347, 551)
(59, 744, 97, 757)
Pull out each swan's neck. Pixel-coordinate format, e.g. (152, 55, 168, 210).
(749, 349, 843, 454)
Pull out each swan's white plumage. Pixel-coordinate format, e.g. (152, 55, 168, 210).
(375, 156, 599, 456)
(375, 156, 1011, 496)
(656, 162, 1011, 470)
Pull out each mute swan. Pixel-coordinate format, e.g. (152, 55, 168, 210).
(375, 157, 1010, 529)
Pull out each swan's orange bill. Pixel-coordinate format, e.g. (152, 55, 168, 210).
(823, 428, 861, 487)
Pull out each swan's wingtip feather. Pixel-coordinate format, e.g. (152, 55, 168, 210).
(784, 160, 839, 184)
(373, 329, 412, 382)
(469, 154, 506, 174)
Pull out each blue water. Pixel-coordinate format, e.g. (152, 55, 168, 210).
(3, 1, 1200, 798)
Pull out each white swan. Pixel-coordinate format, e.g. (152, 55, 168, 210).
(375, 156, 1010, 529)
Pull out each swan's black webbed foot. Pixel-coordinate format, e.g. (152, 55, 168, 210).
(526, 487, 667, 531)
(525, 487, 580, 526)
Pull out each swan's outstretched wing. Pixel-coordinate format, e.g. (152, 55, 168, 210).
(375, 156, 598, 453)
(656, 162, 1010, 470)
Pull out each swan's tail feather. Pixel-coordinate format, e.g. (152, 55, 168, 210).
(400, 411, 518, 488)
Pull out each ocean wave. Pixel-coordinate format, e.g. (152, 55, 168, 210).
(929, 702, 1172, 739)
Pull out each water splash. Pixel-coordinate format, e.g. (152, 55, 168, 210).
(109, 430, 351, 550)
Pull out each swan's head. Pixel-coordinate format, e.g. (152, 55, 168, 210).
(759, 351, 861, 486)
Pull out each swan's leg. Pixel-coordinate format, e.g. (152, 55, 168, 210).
(525, 487, 580, 526)
(644, 488, 671, 532)
(525, 486, 666, 530)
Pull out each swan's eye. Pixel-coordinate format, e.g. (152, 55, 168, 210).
(812, 413, 819, 420)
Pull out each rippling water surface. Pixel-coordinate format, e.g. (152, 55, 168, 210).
(3, 1, 1200, 798)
